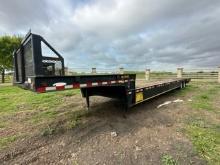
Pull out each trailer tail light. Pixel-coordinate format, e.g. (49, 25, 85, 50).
(36, 87, 46, 93)
(87, 82, 92, 87)
(97, 81, 102, 86)
(56, 86, 65, 90)
(73, 83, 80, 88)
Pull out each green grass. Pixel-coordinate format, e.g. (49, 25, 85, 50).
(190, 84, 220, 111)
(65, 110, 90, 129)
(174, 83, 198, 96)
(0, 121, 7, 128)
(40, 109, 89, 136)
(186, 122, 220, 164)
(0, 84, 81, 147)
(161, 154, 178, 165)
(1, 82, 220, 163)
(41, 125, 56, 136)
(0, 85, 81, 125)
(31, 110, 59, 124)
(0, 135, 18, 149)
(183, 82, 220, 164)
(0, 85, 80, 115)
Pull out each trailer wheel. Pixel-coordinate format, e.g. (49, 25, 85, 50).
(180, 82, 185, 89)
(182, 82, 186, 88)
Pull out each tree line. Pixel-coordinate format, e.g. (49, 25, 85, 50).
(0, 35, 22, 83)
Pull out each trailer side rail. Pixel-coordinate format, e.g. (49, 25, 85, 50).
(126, 78, 190, 107)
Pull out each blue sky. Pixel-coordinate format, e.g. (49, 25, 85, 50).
(0, 0, 220, 71)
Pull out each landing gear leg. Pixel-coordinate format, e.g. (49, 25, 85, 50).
(85, 90, 90, 110)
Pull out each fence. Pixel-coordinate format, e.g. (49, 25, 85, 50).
(66, 67, 220, 83)
(0, 75, 13, 84)
(1, 67, 220, 84)
(139, 68, 219, 82)
(182, 68, 218, 82)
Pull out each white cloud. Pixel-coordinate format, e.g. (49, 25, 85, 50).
(0, 0, 220, 70)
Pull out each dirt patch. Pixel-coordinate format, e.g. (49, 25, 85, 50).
(0, 87, 205, 165)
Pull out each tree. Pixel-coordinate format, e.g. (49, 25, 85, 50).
(0, 36, 22, 83)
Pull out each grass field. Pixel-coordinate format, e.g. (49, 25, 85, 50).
(0, 82, 219, 164)
(0, 84, 82, 148)
(181, 82, 220, 164)
(172, 82, 220, 164)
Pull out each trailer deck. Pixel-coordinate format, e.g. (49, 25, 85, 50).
(13, 32, 190, 110)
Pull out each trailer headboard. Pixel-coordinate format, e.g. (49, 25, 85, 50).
(13, 32, 65, 84)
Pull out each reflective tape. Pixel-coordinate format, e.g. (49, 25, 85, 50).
(80, 84, 87, 87)
(36, 78, 135, 93)
(46, 86, 56, 91)
(65, 85, 73, 89)
(92, 82, 98, 86)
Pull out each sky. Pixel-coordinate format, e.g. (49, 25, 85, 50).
(0, 0, 220, 71)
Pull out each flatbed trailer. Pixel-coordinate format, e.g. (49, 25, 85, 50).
(13, 32, 190, 110)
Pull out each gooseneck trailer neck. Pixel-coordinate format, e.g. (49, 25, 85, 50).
(13, 32, 190, 110)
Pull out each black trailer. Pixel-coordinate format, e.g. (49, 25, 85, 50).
(13, 32, 190, 110)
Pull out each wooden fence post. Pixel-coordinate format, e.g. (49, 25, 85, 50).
(145, 69, 150, 81)
(119, 67, 124, 74)
(177, 68, 183, 78)
(91, 68, 96, 74)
